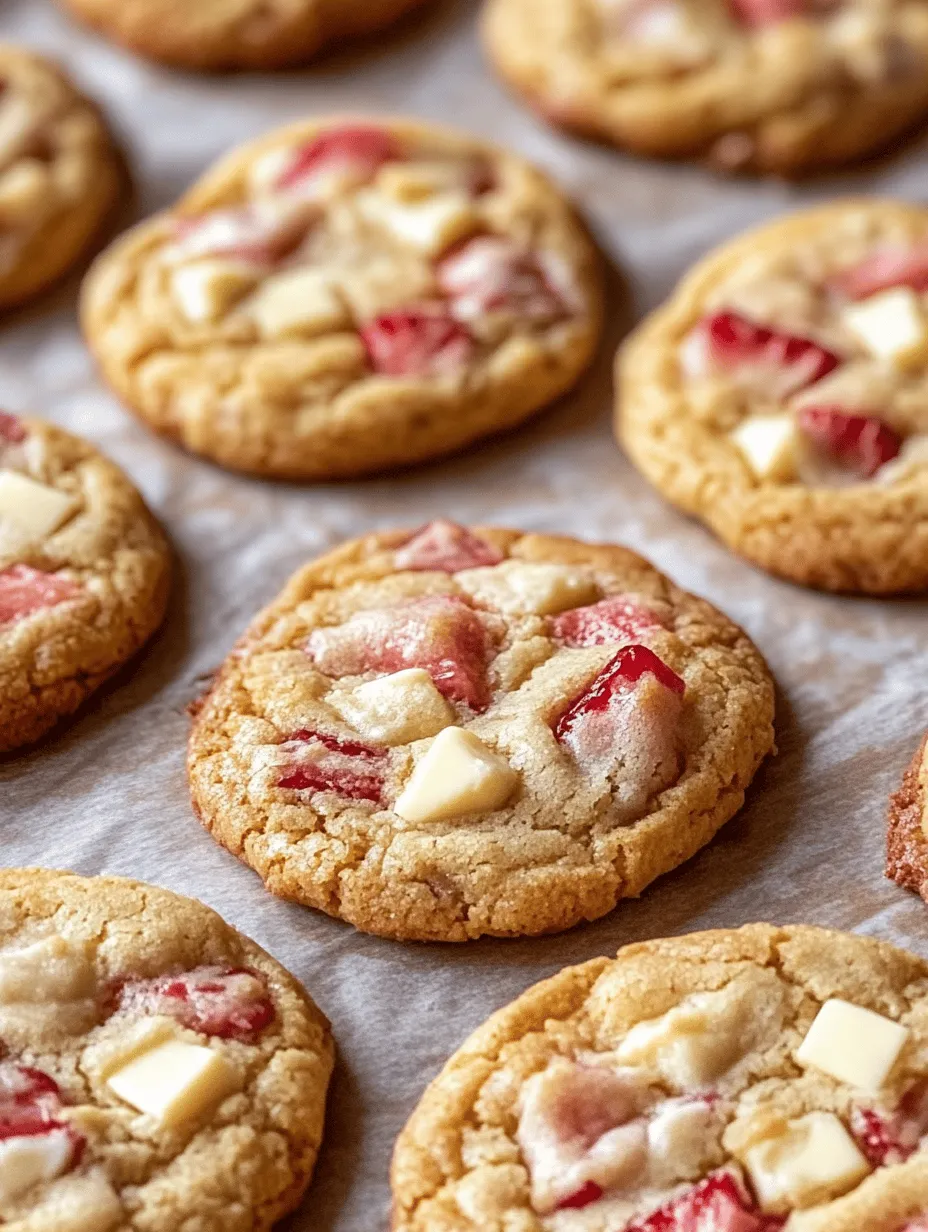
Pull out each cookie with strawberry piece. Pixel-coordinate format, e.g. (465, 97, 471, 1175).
(187, 524, 774, 941)
(0, 45, 121, 310)
(81, 118, 603, 480)
(391, 924, 928, 1232)
(618, 200, 928, 593)
(0, 868, 332, 1229)
(57, 0, 431, 71)
(0, 414, 170, 752)
(886, 732, 928, 901)
(483, 0, 928, 173)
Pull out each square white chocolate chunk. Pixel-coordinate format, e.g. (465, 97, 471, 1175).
(107, 1038, 238, 1126)
(0, 1127, 73, 1204)
(329, 668, 454, 746)
(355, 188, 479, 256)
(795, 998, 908, 1092)
(731, 413, 798, 482)
(842, 288, 928, 369)
(248, 268, 350, 339)
(744, 1111, 870, 1211)
(395, 728, 517, 824)
(0, 470, 77, 547)
(171, 260, 258, 324)
(456, 562, 599, 618)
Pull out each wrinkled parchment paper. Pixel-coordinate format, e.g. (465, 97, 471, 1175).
(1, 1, 927, 1227)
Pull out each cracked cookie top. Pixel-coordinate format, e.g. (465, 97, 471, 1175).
(391, 924, 928, 1232)
(0, 868, 333, 1231)
(483, 0, 928, 173)
(0, 414, 171, 753)
(80, 118, 603, 480)
(618, 200, 928, 594)
(187, 524, 774, 942)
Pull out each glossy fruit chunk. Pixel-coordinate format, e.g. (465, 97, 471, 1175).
(555, 1180, 604, 1211)
(797, 406, 901, 478)
(0, 1062, 84, 1168)
(278, 729, 387, 804)
(0, 565, 80, 627)
(277, 125, 401, 193)
(551, 596, 663, 648)
(437, 235, 569, 322)
(555, 645, 684, 744)
(832, 244, 928, 301)
(361, 304, 474, 377)
(115, 965, 275, 1042)
(395, 520, 504, 573)
(0, 412, 25, 443)
(689, 311, 840, 399)
(628, 1170, 782, 1231)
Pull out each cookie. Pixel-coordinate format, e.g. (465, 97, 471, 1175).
(391, 922, 928, 1232)
(0, 413, 171, 752)
(886, 733, 928, 901)
(0, 45, 121, 311)
(58, 0, 431, 71)
(0, 867, 333, 1230)
(482, 0, 928, 175)
(617, 199, 928, 594)
(80, 118, 603, 481)
(187, 522, 775, 942)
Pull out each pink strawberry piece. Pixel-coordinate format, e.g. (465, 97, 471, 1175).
(551, 596, 663, 649)
(690, 311, 841, 399)
(554, 645, 684, 745)
(437, 236, 568, 323)
(851, 1106, 911, 1166)
(173, 205, 301, 265)
(797, 406, 901, 478)
(115, 965, 275, 1042)
(728, 0, 807, 26)
(278, 729, 387, 804)
(628, 1170, 777, 1232)
(555, 1180, 604, 1211)
(831, 244, 928, 301)
(361, 304, 475, 378)
(395, 520, 504, 573)
(276, 125, 401, 194)
(0, 565, 80, 627)
(0, 411, 25, 443)
(0, 1063, 84, 1168)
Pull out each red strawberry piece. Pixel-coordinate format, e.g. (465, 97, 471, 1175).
(115, 965, 275, 1042)
(361, 304, 475, 378)
(0, 566, 80, 627)
(687, 311, 841, 399)
(831, 244, 928, 301)
(0, 411, 25, 443)
(551, 596, 663, 649)
(308, 595, 492, 711)
(555, 1180, 604, 1211)
(278, 729, 387, 803)
(395, 520, 504, 573)
(437, 235, 569, 323)
(554, 645, 684, 745)
(276, 125, 401, 194)
(728, 0, 807, 26)
(628, 1170, 775, 1232)
(797, 406, 901, 478)
(851, 1086, 928, 1167)
(0, 1063, 84, 1170)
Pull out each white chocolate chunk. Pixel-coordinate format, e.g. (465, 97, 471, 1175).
(170, 260, 259, 324)
(355, 187, 479, 255)
(107, 1038, 238, 1126)
(731, 413, 799, 482)
(248, 268, 350, 339)
(796, 998, 908, 1092)
(0, 1127, 73, 1204)
(744, 1112, 870, 1211)
(456, 561, 599, 618)
(0, 470, 77, 548)
(0, 934, 95, 1004)
(377, 161, 473, 203)
(248, 146, 294, 195)
(329, 668, 454, 746)
(395, 728, 517, 824)
(843, 288, 928, 369)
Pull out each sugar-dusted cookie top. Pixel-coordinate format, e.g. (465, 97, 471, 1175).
(887, 734, 928, 902)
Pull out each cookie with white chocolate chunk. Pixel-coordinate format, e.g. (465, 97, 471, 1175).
(187, 523, 774, 941)
(391, 924, 928, 1232)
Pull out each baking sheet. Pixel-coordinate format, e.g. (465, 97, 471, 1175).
(1, 0, 927, 1227)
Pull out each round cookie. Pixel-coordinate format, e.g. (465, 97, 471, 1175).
(58, 0, 431, 71)
(886, 733, 928, 902)
(0, 867, 333, 1230)
(0, 46, 121, 311)
(617, 199, 928, 594)
(482, 0, 928, 175)
(187, 522, 775, 942)
(391, 923, 928, 1232)
(80, 118, 603, 481)
(0, 413, 171, 752)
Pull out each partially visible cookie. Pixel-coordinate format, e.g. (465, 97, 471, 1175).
(886, 733, 928, 900)
(0, 413, 171, 752)
(391, 923, 928, 1232)
(187, 522, 775, 942)
(618, 199, 928, 594)
(80, 118, 603, 481)
(483, 0, 928, 175)
(0, 46, 121, 311)
(0, 867, 333, 1230)
(58, 0, 431, 71)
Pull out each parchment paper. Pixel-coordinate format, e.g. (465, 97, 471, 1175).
(1, 1, 927, 1226)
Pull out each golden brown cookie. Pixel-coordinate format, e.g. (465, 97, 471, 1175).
(886, 733, 928, 901)
(0, 413, 171, 753)
(80, 117, 603, 481)
(391, 923, 928, 1232)
(0, 867, 333, 1230)
(187, 523, 775, 942)
(57, 0, 431, 71)
(0, 45, 121, 311)
(483, 0, 928, 175)
(617, 199, 928, 594)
